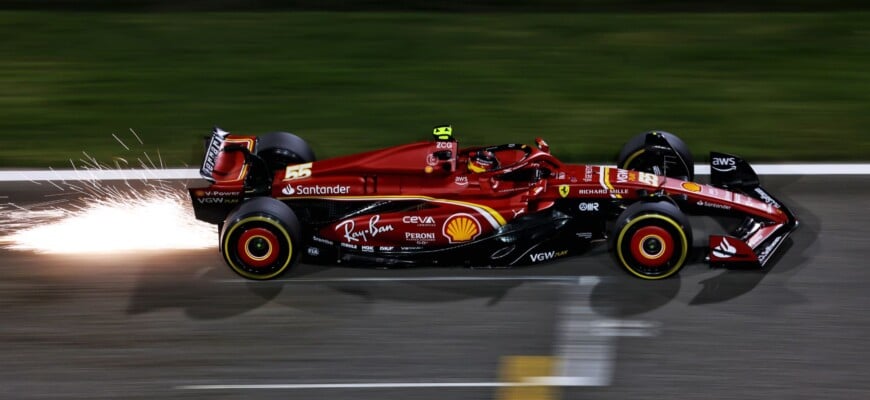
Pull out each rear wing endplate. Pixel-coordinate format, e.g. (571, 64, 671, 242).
(199, 127, 231, 182)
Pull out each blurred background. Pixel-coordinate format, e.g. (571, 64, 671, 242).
(0, 0, 868, 168)
(2, 3, 870, 400)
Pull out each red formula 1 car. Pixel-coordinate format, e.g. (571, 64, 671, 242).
(188, 126, 798, 280)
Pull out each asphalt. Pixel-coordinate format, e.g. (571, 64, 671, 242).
(0, 175, 868, 400)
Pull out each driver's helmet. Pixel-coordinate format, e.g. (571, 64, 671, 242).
(467, 150, 496, 173)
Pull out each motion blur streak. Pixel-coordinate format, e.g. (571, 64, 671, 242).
(0, 190, 215, 254)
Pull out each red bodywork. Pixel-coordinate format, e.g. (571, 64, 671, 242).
(191, 133, 795, 268)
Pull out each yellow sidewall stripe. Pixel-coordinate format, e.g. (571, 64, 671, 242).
(622, 148, 646, 169)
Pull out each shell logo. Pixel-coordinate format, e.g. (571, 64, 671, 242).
(442, 213, 481, 243)
(681, 182, 702, 192)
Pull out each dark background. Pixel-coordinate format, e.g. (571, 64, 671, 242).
(2, 0, 870, 12)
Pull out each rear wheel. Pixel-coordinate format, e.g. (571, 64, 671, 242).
(256, 132, 316, 173)
(617, 131, 694, 181)
(220, 197, 302, 280)
(611, 201, 692, 280)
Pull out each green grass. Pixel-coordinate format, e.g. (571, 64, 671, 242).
(1, 11, 869, 167)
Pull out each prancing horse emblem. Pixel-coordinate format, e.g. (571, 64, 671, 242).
(559, 185, 570, 198)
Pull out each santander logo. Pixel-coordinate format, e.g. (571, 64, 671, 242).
(712, 237, 737, 259)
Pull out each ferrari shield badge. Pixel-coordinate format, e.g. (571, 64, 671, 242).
(559, 185, 570, 198)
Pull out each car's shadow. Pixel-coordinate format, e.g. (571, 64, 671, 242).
(125, 259, 532, 320)
(680, 176, 816, 309)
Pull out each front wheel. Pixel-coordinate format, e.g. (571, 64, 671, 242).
(611, 201, 692, 280)
(220, 197, 302, 280)
(617, 131, 694, 181)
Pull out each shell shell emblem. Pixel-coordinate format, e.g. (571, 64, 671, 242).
(442, 214, 481, 243)
(681, 182, 702, 192)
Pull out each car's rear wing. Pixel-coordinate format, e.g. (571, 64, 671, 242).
(197, 127, 257, 184)
(199, 127, 231, 183)
(707, 152, 799, 268)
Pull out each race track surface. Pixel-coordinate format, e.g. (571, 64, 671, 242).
(0, 176, 867, 400)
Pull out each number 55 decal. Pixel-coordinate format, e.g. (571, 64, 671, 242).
(284, 163, 313, 180)
(638, 172, 659, 186)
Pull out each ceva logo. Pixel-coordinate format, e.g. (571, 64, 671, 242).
(402, 216, 436, 225)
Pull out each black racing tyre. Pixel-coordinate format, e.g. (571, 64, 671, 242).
(220, 197, 302, 280)
(617, 131, 694, 181)
(611, 201, 692, 280)
(256, 132, 316, 173)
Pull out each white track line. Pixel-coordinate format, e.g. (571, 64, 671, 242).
(178, 277, 660, 392)
(1, 164, 869, 182)
(553, 276, 614, 386)
(178, 277, 614, 391)
(0, 168, 200, 182)
(179, 381, 560, 390)
(692, 164, 870, 175)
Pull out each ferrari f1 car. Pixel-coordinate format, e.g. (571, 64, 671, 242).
(189, 126, 798, 280)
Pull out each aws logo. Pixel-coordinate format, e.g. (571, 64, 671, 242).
(712, 156, 737, 172)
(442, 213, 481, 243)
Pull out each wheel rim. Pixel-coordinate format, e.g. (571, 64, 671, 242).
(223, 216, 294, 280)
(237, 227, 280, 268)
(616, 214, 689, 279)
(629, 226, 675, 268)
